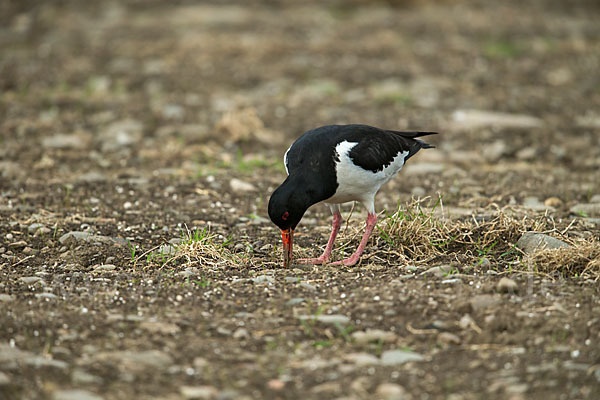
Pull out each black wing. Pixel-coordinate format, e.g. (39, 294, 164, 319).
(347, 126, 437, 173)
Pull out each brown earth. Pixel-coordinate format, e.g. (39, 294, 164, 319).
(1, 1, 600, 399)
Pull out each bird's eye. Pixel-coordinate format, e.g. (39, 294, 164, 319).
(282, 211, 289, 221)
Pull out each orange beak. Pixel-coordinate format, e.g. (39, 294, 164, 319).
(281, 228, 293, 268)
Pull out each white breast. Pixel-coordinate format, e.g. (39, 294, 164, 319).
(323, 141, 408, 213)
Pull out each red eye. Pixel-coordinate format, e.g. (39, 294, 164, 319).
(282, 211, 289, 221)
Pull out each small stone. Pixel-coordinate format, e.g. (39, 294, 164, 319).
(232, 328, 249, 339)
(438, 332, 461, 345)
(344, 352, 380, 366)
(139, 321, 181, 335)
(523, 196, 552, 211)
(590, 194, 600, 203)
(351, 329, 397, 344)
(375, 383, 408, 399)
(35, 293, 58, 300)
(380, 349, 424, 365)
(52, 390, 104, 400)
(9, 240, 28, 248)
(28, 223, 46, 233)
(469, 294, 500, 312)
(420, 265, 453, 277)
(20, 276, 42, 285)
(299, 282, 317, 291)
(42, 134, 88, 150)
(72, 368, 103, 385)
(94, 264, 117, 272)
(229, 178, 256, 193)
(298, 314, 350, 325)
(497, 277, 518, 293)
(411, 186, 426, 197)
(252, 275, 274, 284)
(544, 197, 563, 208)
(286, 298, 304, 306)
(570, 203, 600, 217)
(180, 385, 218, 399)
(267, 379, 285, 391)
(516, 232, 570, 254)
(0, 294, 14, 302)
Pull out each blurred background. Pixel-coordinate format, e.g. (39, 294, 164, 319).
(1, 0, 599, 208)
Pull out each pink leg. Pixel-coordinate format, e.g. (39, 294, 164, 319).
(298, 211, 342, 265)
(330, 213, 377, 266)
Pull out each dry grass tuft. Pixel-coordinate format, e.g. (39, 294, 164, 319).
(376, 197, 599, 278)
(530, 242, 600, 278)
(163, 227, 241, 269)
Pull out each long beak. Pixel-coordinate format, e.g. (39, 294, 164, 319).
(281, 228, 294, 268)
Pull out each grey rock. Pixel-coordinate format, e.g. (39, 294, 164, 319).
(28, 223, 46, 233)
(451, 109, 544, 130)
(298, 314, 350, 325)
(469, 294, 501, 312)
(590, 194, 600, 203)
(77, 172, 107, 183)
(483, 140, 508, 162)
(0, 371, 9, 385)
(352, 329, 397, 344)
(380, 349, 424, 365)
(180, 385, 218, 400)
(52, 389, 104, 400)
(516, 232, 570, 254)
(252, 275, 274, 284)
(523, 196, 553, 211)
(58, 231, 128, 247)
(95, 350, 173, 373)
(497, 277, 518, 293)
(420, 265, 453, 277)
(94, 264, 117, 272)
(232, 328, 249, 339)
(375, 383, 408, 399)
(570, 203, 600, 217)
(100, 119, 143, 151)
(72, 368, 103, 385)
(229, 178, 256, 193)
(0, 294, 14, 302)
(344, 352, 380, 366)
(437, 332, 461, 345)
(35, 293, 58, 300)
(20, 276, 42, 285)
(42, 134, 88, 150)
(284, 276, 299, 283)
(286, 298, 304, 306)
(24, 356, 68, 370)
(299, 282, 317, 291)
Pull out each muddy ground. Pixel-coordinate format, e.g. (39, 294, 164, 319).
(1, 0, 600, 399)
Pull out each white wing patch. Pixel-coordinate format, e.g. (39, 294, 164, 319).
(283, 146, 291, 175)
(324, 141, 409, 214)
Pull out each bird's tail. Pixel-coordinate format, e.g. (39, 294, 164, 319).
(387, 130, 438, 149)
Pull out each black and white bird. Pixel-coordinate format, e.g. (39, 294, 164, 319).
(268, 124, 437, 267)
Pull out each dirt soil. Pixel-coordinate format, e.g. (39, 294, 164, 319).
(1, 0, 600, 399)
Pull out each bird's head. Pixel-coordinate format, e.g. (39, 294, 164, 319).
(268, 179, 312, 267)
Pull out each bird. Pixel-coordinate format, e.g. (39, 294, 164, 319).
(268, 124, 438, 267)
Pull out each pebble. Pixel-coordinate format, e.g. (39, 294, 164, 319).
(35, 293, 58, 300)
(52, 389, 104, 400)
(100, 119, 143, 151)
(28, 223, 46, 234)
(180, 385, 218, 399)
(298, 314, 350, 325)
(93, 350, 173, 373)
(20, 276, 42, 285)
(229, 178, 256, 193)
(420, 265, 453, 277)
(522, 196, 552, 211)
(286, 298, 304, 306)
(438, 332, 461, 345)
(451, 109, 544, 130)
(299, 282, 317, 291)
(42, 134, 88, 150)
(469, 294, 500, 312)
(72, 368, 103, 385)
(344, 352, 380, 366)
(0, 294, 15, 302)
(232, 328, 249, 339)
(516, 232, 570, 254)
(252, 275, 274, 284)
(497, 277, 518, 293)
(544, 197, 563, 208)
(351, 329, 397, 344)
(58, 231, 128, 246)
(570, 203, 600, 217)
(375, 383, 408, 399)
(381, 349, 424, 365)
(94, 264, 117, 272)
(267, 379, 286, 391)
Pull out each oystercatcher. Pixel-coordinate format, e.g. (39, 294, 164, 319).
(268, 124, 437, 267)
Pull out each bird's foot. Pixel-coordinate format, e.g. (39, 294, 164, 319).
(297, 256, 330, 265)
(329, 255, 361, 267)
